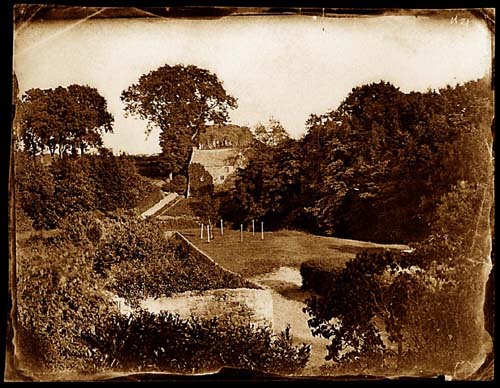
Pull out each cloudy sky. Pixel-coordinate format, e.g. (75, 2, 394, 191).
(14, 12, 492, 155)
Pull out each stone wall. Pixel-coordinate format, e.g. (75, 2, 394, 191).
(140, 288, 274, 329)
(172, 231, 262, 289)
(114, 232, 274, 329)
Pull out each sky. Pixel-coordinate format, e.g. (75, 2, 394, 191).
(14, 12, 492, 155)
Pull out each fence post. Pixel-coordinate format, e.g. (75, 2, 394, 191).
(261, 221, 264, 240)
(200, 223, 204, 239)
(207, 224, 211, 243)
(221, 219, 224, 236)
(252, 219, 255, 236)
(240, 224, 243, 242)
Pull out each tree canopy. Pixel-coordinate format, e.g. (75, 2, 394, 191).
(18, 85, 113, 157)
(121, 64, 238, 181)
(223, 78, 493, 243)
(252, 117, 290, 147)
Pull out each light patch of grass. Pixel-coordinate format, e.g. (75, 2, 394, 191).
(180, 228, 408, 277)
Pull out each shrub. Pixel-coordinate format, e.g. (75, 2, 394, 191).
(15, 205, 34, 234)
(14, 150, 160, 231)
(300, 259, 342, 295)
(16, 235, 116, 372)
(93, 217, 257, 306)
(15, 152, 61, 229)
(84, 310, 311, 375)
(15, 220, 310, 376)
(59, 211, 105, 245)
(163, 175, 187, 195)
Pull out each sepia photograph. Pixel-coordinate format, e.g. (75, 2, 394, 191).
(5, 5, 495, 381)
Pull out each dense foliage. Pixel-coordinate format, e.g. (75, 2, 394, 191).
(300, 258, 344, 296)
(15, 150, 158, 229)
(92, 216, 256, 306)
(188, 162, 214, 198)
(219, 138, 304, 229)
(121, 64, 238, 190)
(304, 170, 493, 375)
(253, 117, 290, 147)
(198, 124, 253, 149)
(16, 233, 115, 371)
(131, 154, 172, 180)
(84, 312, 310, 374)
(15, 215, 309, 375)
(225, 78, 493, 244)
(17, 85, 113, 157)
(306, 83, 493, 377)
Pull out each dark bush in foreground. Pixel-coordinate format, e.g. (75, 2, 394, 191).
(84, 310, 311, 375)
(16, 235, 114, 371)
(300, 259, 343, 295)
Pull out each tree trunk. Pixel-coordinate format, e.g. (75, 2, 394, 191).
(185, 146, 194, 198)
(397, 340, 403, 368)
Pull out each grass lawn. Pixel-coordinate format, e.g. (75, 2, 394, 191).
(180, 228, 409, 278)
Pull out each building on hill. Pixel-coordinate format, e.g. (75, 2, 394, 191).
(190, 147, 245, 186)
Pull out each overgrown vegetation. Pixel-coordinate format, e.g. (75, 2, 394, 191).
(92, 216, 257, 306)
(15, 149, 160, 229)
(83, 312, 310, 374)
(224, 78, 493, 244)
(303, 145, 493, 376)
(15, 215, 309, 375)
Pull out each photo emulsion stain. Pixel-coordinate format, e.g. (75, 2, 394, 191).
(6, 6, 494, 382)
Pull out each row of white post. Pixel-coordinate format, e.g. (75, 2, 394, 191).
(200, 219, 264, 243)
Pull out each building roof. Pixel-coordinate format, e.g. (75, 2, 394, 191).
(190, 147, 242, 168)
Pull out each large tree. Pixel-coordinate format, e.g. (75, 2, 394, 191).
(253, 117, 290, 147)
(18, 85, 114, 157)
(121, 64, 237, 193)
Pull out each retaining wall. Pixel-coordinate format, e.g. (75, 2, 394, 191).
(140, 288, 274, 328)
(115, 232, 273, 329)
(172, 231, 262, 289)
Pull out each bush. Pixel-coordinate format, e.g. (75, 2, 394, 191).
(93, 217, 257, 306)
(300, 259, 342, 295)
(59, 211, 105, 245)
(16, 234, 116, 372)
(15, 152, 61, 229)
(14, 150, 160, 231)
(163, 175, 187, 195)
(84, 310, 310, 375)
(15, 206, 34, 234)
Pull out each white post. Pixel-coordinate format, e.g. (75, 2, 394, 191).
(252, 219, 255, 236)
(207, 224, 211, 243)
(261, 221, 264, 240)
(221, 219, 224, 236)
(240, 224, 243, 242)
(200, 224, 204, 239)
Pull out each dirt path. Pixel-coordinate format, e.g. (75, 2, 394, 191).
(250, 266, 330, 374)
(140, 192, 179, 219)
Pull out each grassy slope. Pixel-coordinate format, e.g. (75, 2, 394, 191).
(181, 228, 409, 278)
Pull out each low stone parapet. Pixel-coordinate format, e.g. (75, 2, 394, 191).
(140, 288, 274, 329)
